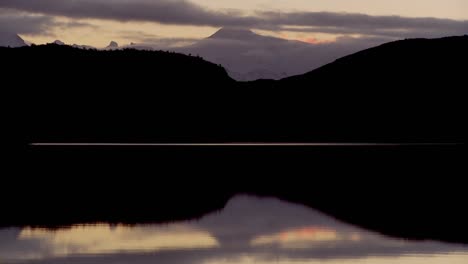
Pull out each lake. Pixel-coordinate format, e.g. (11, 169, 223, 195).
(1, 195, 467, 263)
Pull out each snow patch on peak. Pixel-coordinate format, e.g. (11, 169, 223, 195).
(209, 27, 257, 40)
(52, 40, 65, 45)
(106, 41, 119, 49)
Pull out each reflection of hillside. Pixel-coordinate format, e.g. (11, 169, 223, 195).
(1, 196, 467, 263)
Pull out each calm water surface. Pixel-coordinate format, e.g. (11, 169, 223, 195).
(1, 195, 467, 263)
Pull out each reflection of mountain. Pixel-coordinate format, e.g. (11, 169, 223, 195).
(1, 196, 467, 264)
(176, 27, 379, 80)
(197, 195, 354, 248)
(3, 35, 467, 244)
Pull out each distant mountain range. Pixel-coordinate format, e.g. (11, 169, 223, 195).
(0, 28, 388, 80)
(176, 28, 380, 81)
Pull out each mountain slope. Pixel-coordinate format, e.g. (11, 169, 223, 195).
(177, 27, 376, 81)
(2, 43, 235, 144)
(3, 36, 465, 143)
(282, 35, 468, 86)
(246, 35, 467, 143)
(0, 32, 27, 47)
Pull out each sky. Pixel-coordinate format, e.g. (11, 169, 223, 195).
(0, 0, 467, 47)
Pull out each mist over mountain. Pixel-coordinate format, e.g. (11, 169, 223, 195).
(175, 28, 387, 81)
(5, 27, 397, 81)
(112, 27, 389, 81)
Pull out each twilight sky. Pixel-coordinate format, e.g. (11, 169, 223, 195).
(0, 0, 467, 47)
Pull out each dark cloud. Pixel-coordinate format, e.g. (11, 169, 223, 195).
(0, 9, 55, 35)
(258, 11, 468, 39)
(0, 0, 256, 27)
(0, 0, 467, 38)
(0, 8, 94, 36)
(274, 25, 465, 39)
(258, 11, 468, 31)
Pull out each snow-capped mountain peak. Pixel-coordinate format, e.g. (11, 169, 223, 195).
(52, 40, 65, 45)
(0, 32, 27, 47)
(208, 27, 257, 40)
(175, 27, 379, 81)
(106, 41, 119, 49)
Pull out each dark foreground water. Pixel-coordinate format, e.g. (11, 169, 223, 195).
(1, 195, 467, 264)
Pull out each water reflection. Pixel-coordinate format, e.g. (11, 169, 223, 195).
(1, 195, 467, 263)
(251, 226, 340, 247)
(19, 224, 218, 256)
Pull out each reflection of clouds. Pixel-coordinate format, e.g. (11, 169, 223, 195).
(196, 195, 353, 248)
(0, 228, 56, 261)
(251, 226, 339, 247)
(203, 253, 468, 264)
(16, 224, 218, 259)
(1, 195, 468, 264)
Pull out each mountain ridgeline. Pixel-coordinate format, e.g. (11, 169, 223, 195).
(4, 36, 465, 143)
(2, 36, 466, 244)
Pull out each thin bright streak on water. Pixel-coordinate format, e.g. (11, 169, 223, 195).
(29, 143, 460, 147)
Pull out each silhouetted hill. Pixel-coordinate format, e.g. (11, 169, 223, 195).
(3, 37, 465, 143)
(284, 35, 468, 86)
(2, 37, 466, 244)
(247, 35, 467, 143)
(2, 43, 236, 144)
(2, 43, 233, 86)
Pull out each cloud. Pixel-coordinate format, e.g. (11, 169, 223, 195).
(258, 11, 468, 30)
(254, 11, 468, 38)
(0, 9, 56, 35)
(0, 0, 256, 27)
(0, 8, 94, 36)
(0, 0, 467, 38)
(117, 30, 199, 48)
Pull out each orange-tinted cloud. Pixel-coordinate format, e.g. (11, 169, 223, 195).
(251, 226, 338, 246)
(300, 37, 333, 44)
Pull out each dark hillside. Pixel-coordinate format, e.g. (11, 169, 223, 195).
(1, 37, 466, 244)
